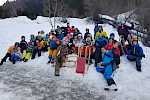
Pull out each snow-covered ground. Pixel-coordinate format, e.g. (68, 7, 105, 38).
(0, 16, 150, 100)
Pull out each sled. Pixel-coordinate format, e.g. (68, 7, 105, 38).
(76, 47, 86, 74)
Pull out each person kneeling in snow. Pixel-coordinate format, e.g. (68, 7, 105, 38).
(0, 42, 22, 65)
(126, 36, 145, 72)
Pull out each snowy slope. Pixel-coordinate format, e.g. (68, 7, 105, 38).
(0, 16, 150, 100)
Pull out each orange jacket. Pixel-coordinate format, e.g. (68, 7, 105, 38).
(7, 46, 20, 54)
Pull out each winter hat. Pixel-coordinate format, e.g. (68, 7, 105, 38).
(110, 33, 115, 37)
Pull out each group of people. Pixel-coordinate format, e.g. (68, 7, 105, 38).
(94, 23, 145, 89)
(0, 31, 49, 65)
(0, 22, 145, 89)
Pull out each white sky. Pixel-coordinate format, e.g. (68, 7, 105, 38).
(0, 0, 14, 6)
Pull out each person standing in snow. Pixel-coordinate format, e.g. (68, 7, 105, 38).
(0, 42, 21, 65)
(94, 34, 108, 67)
(95, 28, 108, 40)
(83, 28, 93, 64)
(96, 46, 117, 90)
(47, 34, 61, 64)
(126, 36, 145, 72)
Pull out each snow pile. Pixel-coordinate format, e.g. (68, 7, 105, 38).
(0, 16, 150, 100)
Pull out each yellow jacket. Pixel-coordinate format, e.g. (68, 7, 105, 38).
(95, 31, 108, 40)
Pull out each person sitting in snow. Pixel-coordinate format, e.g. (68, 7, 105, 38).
(73, 28, 81, 38)
(117, 23, 134, 47)
(22, 41, 35, 62)
(36, 31, 43, 41)
(20, 36, 28, 54)
(83, 28, 93, 64)
(84, 28, 92, 40)
(96, 46, 117, 90)
(126, 35, 145, 72)
(0, 42, 21, 65)
(31, 39, 42, 59)
(74, 33, 84, 56)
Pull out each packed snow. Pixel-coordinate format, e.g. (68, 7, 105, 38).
(0, 16, 150, 100)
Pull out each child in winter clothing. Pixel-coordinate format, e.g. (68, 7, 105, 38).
(68, 26, 75, 34)
(112, 40, 121, 71)
(0, 42, 21, 65)
(105, 39, 114, 51)
(20, 36, 28, 53)
(74, 33, 84, 56)
(55, 26, 64, 40)
(95, 30, 108, 40)
(40, 38, 48, 52)
(22, 41, 35, 62)
(94, 36, 108, 67)
(84, 28, 92, 40)
(83, 29, 93, 64)
(11, 51, 22, 64)
(127, 37, 145, 72)
(96, 48, 117, 89)
(48, 35, 61, 63)
(31, 39, 42, 59)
